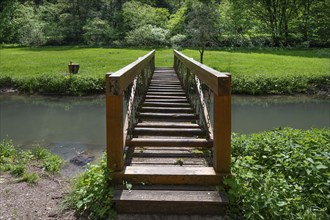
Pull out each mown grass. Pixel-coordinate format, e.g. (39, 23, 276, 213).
(0, 47, 329, 95)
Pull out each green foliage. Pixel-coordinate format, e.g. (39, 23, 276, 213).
(83, 18, 115, 46)
(122, 1, 170, 29)
(13, 3, 46, 46)
(0, 139, 63, 183)
(64, 153, 115, 220)
(10, 164, 26, 177)
(20, 172, 39, 184)
(226, 128, 330, 219)
(126, 25, 169, 46)
(167, 6, 187, 35)
(14, 74, 105, 95)
(1, 47, 329, 95)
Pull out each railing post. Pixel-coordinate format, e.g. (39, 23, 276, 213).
(213, 75, 231, 174)
(106, 74, 124, 171)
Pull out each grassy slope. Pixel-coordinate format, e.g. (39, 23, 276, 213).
(0, 47, 151, 78)
(0, 47, 329, 95)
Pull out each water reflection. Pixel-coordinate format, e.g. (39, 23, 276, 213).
(0, 94, 329, 173)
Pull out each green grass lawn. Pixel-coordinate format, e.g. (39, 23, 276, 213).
(0, 46, 329, 95)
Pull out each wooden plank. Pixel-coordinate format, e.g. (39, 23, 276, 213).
(146, 92, 186, 96)
(136, 122, 199, 128)
(128, 157, 207, 166)
(127, 138, 213, 147)
(213, 91, 231, 174)
(113, 189, 228, 214)
(106, 94, 124, 171)
(138, 106, 194, 113)
(133, 127, 204, 136)
(143, 99, 189, 103)
(143, 102, 191, 107)
(108, 50, 155, 95)
(145, 95, 187, 99)
(112, 166, 221, 185)
(114, 190, 227, 202)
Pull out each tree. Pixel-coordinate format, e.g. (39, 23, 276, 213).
(186, 0, 220, 63)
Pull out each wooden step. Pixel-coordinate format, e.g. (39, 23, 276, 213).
(133, 127, 204, 136)
(149, 85, 183, 88)
(137, 112, 198, 121)
(126, 138, 213, 147)
(143, 102, 191, 107)
(113, 187, 228, 214)
(138, 106, 194, 113)
(112, 166, 221, 185)
(131, 147, 210, 158)
(146, 92, 186, 96)
(148, 89, 185, 93)
(127, 157, 208, 166)
(145, 95, 187, 99)
(144, 99, 189, 103)
(136, 122, 199, 128)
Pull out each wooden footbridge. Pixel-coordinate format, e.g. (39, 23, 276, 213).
(106, 50, 231, 215)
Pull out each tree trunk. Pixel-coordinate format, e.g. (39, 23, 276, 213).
(199, 47, 204, 64)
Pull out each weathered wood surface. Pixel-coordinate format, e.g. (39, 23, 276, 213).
(113, 187, 228, 214)
(107, 50, 155, 95)
(112, 166, 221, 185)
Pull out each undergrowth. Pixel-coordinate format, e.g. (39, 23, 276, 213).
(63, 153, 116, 220)
(0, 140, 63, 183)
(225, 128, 330, 219)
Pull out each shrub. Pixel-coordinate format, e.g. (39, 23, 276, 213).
(170, 34, 187, 49)
(83, 18, 115, 46)
(225, 128, 330, 219)
(64, 153, 115, 219)
(126, 25, 169, 46)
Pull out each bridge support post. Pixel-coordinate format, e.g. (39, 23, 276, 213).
(213, 76, 231, 174)
(106, 74, 124, 171)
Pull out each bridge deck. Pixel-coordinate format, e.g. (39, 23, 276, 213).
(112, 67, 228, 215)
(125, 67, 213, 169)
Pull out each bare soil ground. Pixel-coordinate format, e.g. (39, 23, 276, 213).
(0, 170, 76, 220)
(0, 171, 229, 220)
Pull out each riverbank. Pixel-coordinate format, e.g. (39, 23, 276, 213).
(2, 128, 329, 219)
(1, 47, 329, 96)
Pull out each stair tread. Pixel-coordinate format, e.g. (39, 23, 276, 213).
(127, 138, 213, 147)
(113, 189, 228, 203)
(120, 166, 217, 176)
(136, 122, 199, 128)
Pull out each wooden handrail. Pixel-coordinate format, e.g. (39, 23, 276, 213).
(174, 49, 230, 96)
(173, 50, 231, 174)
(106, 50, 155, 171)
(107, 50, 155, 95)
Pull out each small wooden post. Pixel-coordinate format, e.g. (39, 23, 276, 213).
(106, 74, 124, 171)
(213, 75, 231, 174)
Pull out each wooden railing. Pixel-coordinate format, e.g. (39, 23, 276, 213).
(105, 50, 155, 171)
(174, 50, 231, 174)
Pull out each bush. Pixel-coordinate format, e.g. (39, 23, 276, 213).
(170, 34, 187, 49)
(126, 25, 169, 46)
(225, 128, 330, 219)
(83, 18, 115, 46)
(13, 74, 105, 95)
(64, 153, 115, 219)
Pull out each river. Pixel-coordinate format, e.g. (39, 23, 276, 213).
(1, 94, 329, 174)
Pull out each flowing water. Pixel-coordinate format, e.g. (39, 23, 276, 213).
(1, 94, 329, 175)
